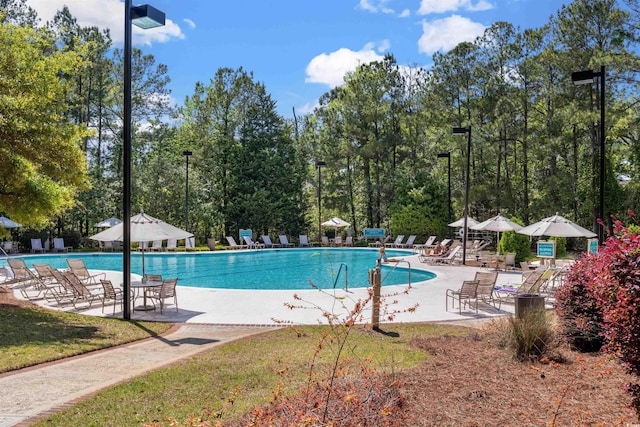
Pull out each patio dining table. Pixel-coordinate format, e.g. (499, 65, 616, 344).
(130, 280, 163, 311)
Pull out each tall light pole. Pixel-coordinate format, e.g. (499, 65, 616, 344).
(123, 1, 165, 320)
(572, 65, 606, 245)
(452, 126, 471, 266)
(437, 152, 452, 230)
(183, 150, 192, 232)
(316, 160, 326, 244)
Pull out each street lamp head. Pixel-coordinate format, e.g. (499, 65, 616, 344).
(572, 69, 598, 85)
(131, 5, 165, 29)
(452, 126, 470, 135)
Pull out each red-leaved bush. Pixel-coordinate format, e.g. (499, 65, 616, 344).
(554, 252, 605, 352)
(556, 217, 640, 417)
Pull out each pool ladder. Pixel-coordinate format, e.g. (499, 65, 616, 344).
(332, 262, 349, 291)
(379, 260, 412, 287)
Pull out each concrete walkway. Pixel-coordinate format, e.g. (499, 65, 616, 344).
(0, 324, 275, 427)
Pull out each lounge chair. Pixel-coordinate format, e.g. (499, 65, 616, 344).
(136, 241, 149, 252)
(166, 238, 178, 251)
(49, 269, 81, 306)
(52, 238, 71, 253)
(150, 240, 163, 252)
(279, 235, 295, 247)
(243, 236, 265, 249)
(299, 235, 312, 247)
(321, 236, 330, 247)
(415, 236, 437, 252)
(494, 269, 548, 303)
(398, 235, 417, 248)
(185, 237, 196, 251)
(262, 235, 280, 248)
(344, 236, 353, 247)
(3, 241, 18, 254)
(368, 235, 390, 247)
(386, 235, 405, 248)
(419, 246, 462, 265)
(333, 236, 343, 247)
(225, 236, 247, 249)
(446, 280, 479, 314)
(31, 238, 45, 253)
(66, 258, 105, 286)
(62, 271, 102, 309)
(6, 259, 52, 300)
(147, 278, 178, 314)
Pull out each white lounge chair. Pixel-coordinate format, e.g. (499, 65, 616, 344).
(243, 236, 265, 249)
(261, 235, 280, 248)
(31, 238, 45, 253)
(53, 238, 70, 253)
(226, 236, 247, 249)
(185, 237, 196, 251)
(279, 235, 295, 247)
(150, 240, 163, 252)
(419, 246, 462, 265)
(166, 238, 178, 251)
(398, 235, 417, 248)
(344, 236, 353, 247)
(386, 235, 404, 248)
(299, 235, 312, 247)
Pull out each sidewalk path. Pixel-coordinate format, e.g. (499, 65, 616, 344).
(0, 324, 274, 427)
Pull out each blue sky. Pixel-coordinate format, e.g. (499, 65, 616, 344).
(26, 0, 563, 117)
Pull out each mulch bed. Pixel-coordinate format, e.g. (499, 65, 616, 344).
(402, 332, 637, 426)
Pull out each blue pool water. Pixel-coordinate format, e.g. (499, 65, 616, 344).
(2, 248, 435, 290)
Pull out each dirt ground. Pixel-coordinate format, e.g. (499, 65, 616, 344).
(2, 285, 637, 426)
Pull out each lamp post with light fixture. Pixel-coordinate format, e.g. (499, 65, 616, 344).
(452, 126, 471, 266)
(572, 65, 605, 245)
(123, 1, 165, 320)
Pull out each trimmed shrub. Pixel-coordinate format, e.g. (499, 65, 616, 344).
(498, 230, 531, 263)
(554, 253, 604, 352)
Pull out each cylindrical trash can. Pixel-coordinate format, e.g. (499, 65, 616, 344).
(207, 238, 216, 251)
(514, 294, 545, 318)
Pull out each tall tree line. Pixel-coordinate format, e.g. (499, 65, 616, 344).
(2, 0, 639, 246)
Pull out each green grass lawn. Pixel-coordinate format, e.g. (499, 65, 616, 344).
(0, 305, 171, 373)
(1, 303, 469, 426)
(30, 322, 467, 426)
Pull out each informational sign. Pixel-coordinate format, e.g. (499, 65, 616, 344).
(537, 241, 556, 258)
(587, 238, 599, 254)
(363, 228, 385, 239)
(239, 229, 253, 240)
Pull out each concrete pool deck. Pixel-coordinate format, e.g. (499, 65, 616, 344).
(12, 251, 524, 325)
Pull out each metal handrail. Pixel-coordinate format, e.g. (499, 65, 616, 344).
(379, 260, 412, 287)
(332, 262, 349, 291)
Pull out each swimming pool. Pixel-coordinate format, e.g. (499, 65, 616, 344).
(2, 248, 435, 290)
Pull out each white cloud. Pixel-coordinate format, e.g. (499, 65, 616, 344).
(25, 0, 184, 45)
(398, 9, 411, 18)
(358, 0, 395, 14)
(297, 102, 319, 115)
(305, 43, 386, 88)
(183, 18, 196, 29)
(418, 14, 486, 54)
(417, 0, 494, 15)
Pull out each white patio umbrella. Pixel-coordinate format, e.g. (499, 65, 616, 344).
(321, 217, 350, 228)
(0, 216, 21, 228)
(90, 211, 193, 276)
(94, 217, 122, 228)
(518, 213, 596, 238)
(447, 217, 479, 228)
(321, 217, 350, 239)
(471, 213, 523, 252)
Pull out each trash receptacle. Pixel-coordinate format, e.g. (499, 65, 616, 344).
(514, 293, 545, 318)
